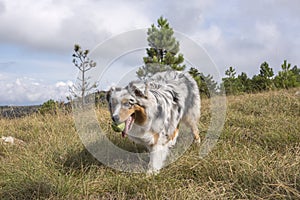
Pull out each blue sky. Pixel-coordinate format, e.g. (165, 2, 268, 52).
(0, 0, 299, 105)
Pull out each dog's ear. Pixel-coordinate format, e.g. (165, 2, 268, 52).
(144, 81, 149, 97)
(129, 82, 148, 99)
(134, 87, 146, 98)
(106, 90, 111, 102)
(106, 87, 115, 102)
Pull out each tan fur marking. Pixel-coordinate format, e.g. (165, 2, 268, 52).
(133, 105, 147, 125)
(121, 98, 128, 104)
(192, 126, 200, 141)
(194, 133, 200, 141)
(119, 108, 135, 122)
(151, 132, 159, 146)
(169, 128, 178, 141)
(118, 104, 147, 125)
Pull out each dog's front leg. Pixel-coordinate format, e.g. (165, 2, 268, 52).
(147, 144, 169, 174)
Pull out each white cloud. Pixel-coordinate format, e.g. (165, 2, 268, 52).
(189, 1, 300, 77)
(192, 25, 224, 48)
(0, 75, 73, 105)
(0, 0, 152, 52)
(255, 22, 280, 48)
(55, 81, 73, 88)
(15, 78, 21, 86)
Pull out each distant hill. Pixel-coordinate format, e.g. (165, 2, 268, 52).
(0, 105, 41, 118)
(0, 91, 108, 119)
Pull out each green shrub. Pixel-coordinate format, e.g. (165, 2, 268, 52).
(39, 99, 59, 115)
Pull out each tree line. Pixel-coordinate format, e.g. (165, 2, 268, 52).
(190, 59, 300, 97)
(135, 16, 300, 97)
(221, 61, 300, 95)
(69, 16, 300, 106)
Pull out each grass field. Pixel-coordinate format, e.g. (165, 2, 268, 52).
(1, 88, 300, 199)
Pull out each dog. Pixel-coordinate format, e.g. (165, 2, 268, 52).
(106, 70, 200, 173)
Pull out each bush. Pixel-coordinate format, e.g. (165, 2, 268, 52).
(39, 99, 59, 115)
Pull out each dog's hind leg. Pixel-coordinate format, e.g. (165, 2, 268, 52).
(191, 123, 201, 144)
(184, 119, 200, 144)
(168, 128, 179, 147)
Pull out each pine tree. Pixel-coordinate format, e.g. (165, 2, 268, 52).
(237, 72, 252, 93)
(251, 75, 265, 92)
(225, 66, 237, 79)
(258, 61, 274, 90)
(136, 16, 185, 80)
(274, 60, 298, 89)
(222, 66, 242, 95)
(291, 65, 300, 84)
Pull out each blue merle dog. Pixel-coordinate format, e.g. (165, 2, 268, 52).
(107, 71, 200, 173)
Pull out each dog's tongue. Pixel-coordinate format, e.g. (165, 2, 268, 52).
(122, 115, 134, 138)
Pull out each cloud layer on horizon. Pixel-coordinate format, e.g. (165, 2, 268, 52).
(0, 74, 73, 105)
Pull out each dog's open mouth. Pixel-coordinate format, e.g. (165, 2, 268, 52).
(122, 114, 135, 137)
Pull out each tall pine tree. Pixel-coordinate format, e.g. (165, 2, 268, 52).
(136, 16, 185, 80)
(222, 66, 244, 95)
(251, 61, 275, 91)
(274, 60, 299, 89)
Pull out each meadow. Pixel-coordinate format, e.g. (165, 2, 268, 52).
(0, 88, 300, 199)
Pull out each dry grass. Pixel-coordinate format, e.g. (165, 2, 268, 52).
(0, 88, 300, 199)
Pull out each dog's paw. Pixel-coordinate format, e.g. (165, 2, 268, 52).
(146, 169, 159, 177)
(194, 137, 201, 144)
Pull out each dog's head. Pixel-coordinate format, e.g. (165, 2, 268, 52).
(106, 82, 148, 137)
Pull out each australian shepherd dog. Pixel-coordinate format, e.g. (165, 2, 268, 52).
(106, 71, 200, 174)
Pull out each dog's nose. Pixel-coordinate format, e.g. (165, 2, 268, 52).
(112, 115, 120, 123)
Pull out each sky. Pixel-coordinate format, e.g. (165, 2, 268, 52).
(0, 0, 299, 105)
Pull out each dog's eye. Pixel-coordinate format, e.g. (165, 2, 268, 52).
(123, 102, 131, 107)
(129, 99, 135, 104)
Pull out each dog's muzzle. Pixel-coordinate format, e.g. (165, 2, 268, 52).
(112, 115, 120, 123)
